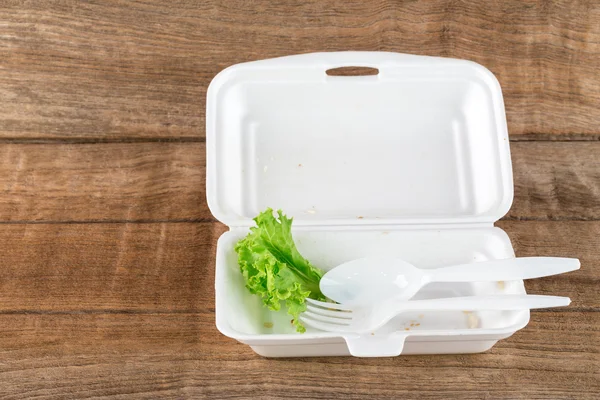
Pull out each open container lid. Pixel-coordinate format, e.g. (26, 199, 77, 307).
(206, 52, 513, 227)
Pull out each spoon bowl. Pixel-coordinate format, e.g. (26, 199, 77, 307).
(319, 258, 426, 306)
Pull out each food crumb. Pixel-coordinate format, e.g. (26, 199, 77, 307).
(410, 323, 415, 327)
(418, 314, 424, 319)
(467, 313, 479, 329)
(382, 231, 389, 235)
(404, 328, 410, 331)
(371, 332, 375, 336)
(263, 322, 273, 329)
(415, 323, 420, 327)
(298, 163, 302, 167)
(263, 166, 268, 172)
(497, 281, 505, 290)
(357, 216, 364, 219)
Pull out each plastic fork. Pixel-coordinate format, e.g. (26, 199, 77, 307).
(301, 295, 571, 334)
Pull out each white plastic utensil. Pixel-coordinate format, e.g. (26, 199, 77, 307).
(320, 257, 580, 306)
(302, 295, 571, 334)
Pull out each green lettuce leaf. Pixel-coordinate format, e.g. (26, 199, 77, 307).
(235, 208, 325, 333)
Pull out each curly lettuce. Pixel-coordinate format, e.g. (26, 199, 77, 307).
(235, 208, 325, 333)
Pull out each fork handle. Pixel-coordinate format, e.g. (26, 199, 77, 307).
(395, 294, 570, 312)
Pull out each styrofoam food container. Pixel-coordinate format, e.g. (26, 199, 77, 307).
(207, 51, 527, 357)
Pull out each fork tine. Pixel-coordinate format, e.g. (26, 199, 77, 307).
(300, 315, 353, 333)
(306, 304, 353, 319)
(304, 310, 351, 325)
(306, 298, 353, 311)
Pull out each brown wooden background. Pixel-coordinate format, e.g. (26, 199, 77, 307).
(0, 1, 599, 399)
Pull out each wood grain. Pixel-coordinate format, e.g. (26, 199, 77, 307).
(0, 142, 208, 222)
(0, 1, 598, 398)
(0, 222, 227, 312)
(1, 1, 599, 139)
(509, 142, 600, 220)
(0, 312, 597, 399)
(0, 221, 594, 313)
(1, 141, 599, 222)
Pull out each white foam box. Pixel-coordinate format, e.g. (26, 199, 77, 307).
(206, 51, 527, 357)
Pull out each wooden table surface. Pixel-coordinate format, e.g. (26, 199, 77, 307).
(1, 1, 599, 399)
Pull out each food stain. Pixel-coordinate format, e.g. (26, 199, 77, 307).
(467, 313, 479, 329)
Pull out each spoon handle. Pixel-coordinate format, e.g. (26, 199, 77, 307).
(426, 257, 579, 283)
(396, 294, 570, 312)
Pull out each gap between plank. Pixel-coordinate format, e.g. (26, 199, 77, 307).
(0, 137, 206, 144)
(0, 218, 219, 225)
(0, 310, 210, 315)
(510, 134, 600, 142)
(0, 134, 597, 145)
(502, 216, 600, 222)
(0, 308, 595, 315)
(2, 216, 600, 224)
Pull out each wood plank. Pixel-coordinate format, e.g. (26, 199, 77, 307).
(508, 142, 600, 220)
(0, 142, 209, 222)
(1, 141, 599, 223)
(0, 221, 595, 313)
(1, 1, 599, 139)
(0, 312, 597, 399)
(0, 222, 227, 312)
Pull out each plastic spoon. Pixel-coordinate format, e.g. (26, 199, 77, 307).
(320, 257, 580, 306)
